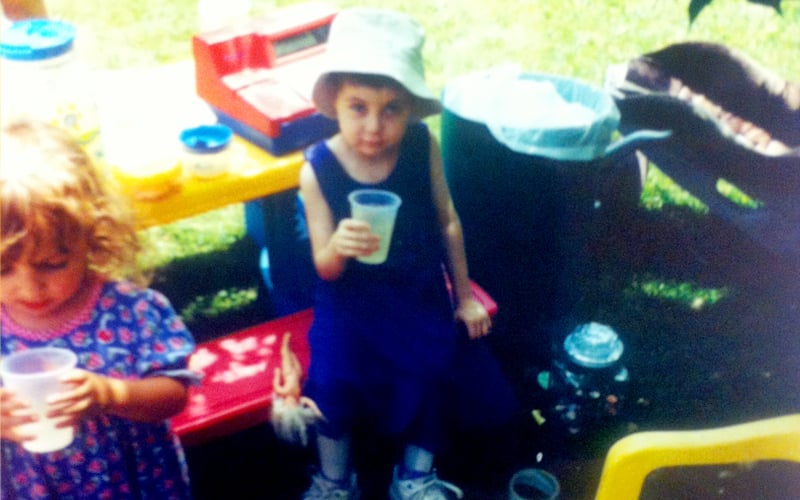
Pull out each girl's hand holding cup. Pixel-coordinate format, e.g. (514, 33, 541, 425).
(0, 357, 117, 447)
(0, 387, 38, 443)
(46, 369, 115, 426)
(332, 218, 380, 259)
(0, 347, 78, 452)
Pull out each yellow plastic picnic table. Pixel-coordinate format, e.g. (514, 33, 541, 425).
(93, 61, 304, 229)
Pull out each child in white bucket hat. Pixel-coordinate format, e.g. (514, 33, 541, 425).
(311, 7, 441, 121)
(299, 7, 491, 500)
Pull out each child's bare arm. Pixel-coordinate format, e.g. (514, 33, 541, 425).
(299, 162, 378, 280)
(48, 369, 188, 424)
(429, 136, 492, 339)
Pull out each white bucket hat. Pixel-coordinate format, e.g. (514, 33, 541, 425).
(312, 8, 442, 120)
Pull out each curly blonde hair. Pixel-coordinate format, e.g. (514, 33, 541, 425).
(1, 119, 146, 285)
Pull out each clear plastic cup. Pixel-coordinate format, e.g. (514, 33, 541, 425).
(348, 189, 402, 264)
(0, 347, 78, 453)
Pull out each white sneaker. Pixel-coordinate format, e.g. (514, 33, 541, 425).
(388, 466, 464, 500)
(303, 472, 360, 500)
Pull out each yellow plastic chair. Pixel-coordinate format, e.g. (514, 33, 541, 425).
(594, 413, 800, 499)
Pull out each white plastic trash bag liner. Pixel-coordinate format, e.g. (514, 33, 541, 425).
(443, 66, 665, 162)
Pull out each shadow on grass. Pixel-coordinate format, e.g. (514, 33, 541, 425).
(150, 236, 273, 344)
(451, 206, 800, 498)
(154, 206, 799, 499)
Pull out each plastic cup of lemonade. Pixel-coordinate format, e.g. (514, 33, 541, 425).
(348, 189, 402, 264)
(0, 347, 78, 453)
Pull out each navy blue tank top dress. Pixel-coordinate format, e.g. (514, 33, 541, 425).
(303, 123, 458, 445)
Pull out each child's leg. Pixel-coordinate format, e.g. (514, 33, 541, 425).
(399, 444, 434, 478)
(390, 443, 464, 499)
(388, 390, 464, 498)
(304, 433, 360, 498)
(317, 433, 352, 482)
(398, 383, 447, 477)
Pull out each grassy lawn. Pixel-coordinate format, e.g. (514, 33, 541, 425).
(46, 0, 799, 210)
(48, 0, 800, 79)
(45, 0, 799, 272)
(37, 0, 798, 337)
(39, 0, 798, 345)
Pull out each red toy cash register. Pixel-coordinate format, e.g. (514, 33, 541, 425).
(192, 3, 339, 155)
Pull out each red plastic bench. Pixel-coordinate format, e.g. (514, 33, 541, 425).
(172, 280, 497, 446)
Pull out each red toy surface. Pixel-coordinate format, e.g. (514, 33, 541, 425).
(172, 309, 313, 446)
(192, 3, 337, 141)
(172, 281, 497, 446)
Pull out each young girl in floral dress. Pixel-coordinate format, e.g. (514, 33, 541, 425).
(0, 119, 199, 499)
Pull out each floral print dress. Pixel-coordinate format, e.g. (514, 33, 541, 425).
(1, 280, 199, 500)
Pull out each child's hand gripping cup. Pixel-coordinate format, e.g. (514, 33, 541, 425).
(1, 347, 78, 453)
(348, 189, 402, 264)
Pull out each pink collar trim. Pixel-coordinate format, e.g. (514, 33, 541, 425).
(1, 279, 104, 341)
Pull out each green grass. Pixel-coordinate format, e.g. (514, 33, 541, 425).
(44, 0, 799, 309)
(628, 276, 730, 309)
(48, 1, 799, 82)
(138, 204, 245, 270)
(180, 286, 259, 323)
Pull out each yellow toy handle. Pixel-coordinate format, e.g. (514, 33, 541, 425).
(595, 413, 800, 499)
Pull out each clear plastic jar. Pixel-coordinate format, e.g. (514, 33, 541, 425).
(563, 321, 624, 368)
(549, 322, 628, 434)
(0, 19, 100, 154)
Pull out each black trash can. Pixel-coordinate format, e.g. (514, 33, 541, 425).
(441, 69, 668, 372)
